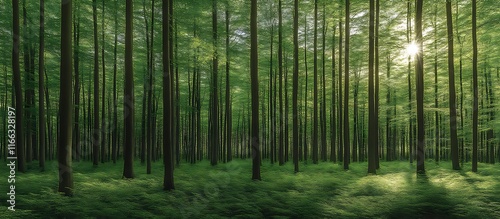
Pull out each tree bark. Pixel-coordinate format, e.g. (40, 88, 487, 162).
(58, 0, 73, 196)
(92, 0, 100, 166)
(446, 0, 460, 170)
(292, 0, 299, 172)
(39, 0, 46, 170)
(415, 0, 425, 175)
(250, 0, 261, 181)
(368, 0, 376, 174)
(12, 0, 26, 172)
(163, 0, 174, 189)
(343, 0, 350, 170)
(123, 0, 135, 179)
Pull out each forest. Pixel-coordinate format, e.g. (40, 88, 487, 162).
(1, 0, 500, 218)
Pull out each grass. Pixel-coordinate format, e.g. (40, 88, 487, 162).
(1, 159, 500, 218)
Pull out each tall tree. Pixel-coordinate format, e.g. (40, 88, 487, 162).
(123, 0, 134, 179)
(446, 0, 460, 170)
(292, 0, 299, 173)
(320, 2, 327, 162)
(112, 0, 118, 164)
(210, 0, 220, 166)
(101, 0, 107, 164)
(58, 0, 73, 196)
(278, 0, 284, 165)
(312, 0, 319, 164)
(92, 0, 100, 166)
(471, 0, 478, 172)
(415, 0, 425, 175)
(250, 0, 261, 181)
(343, 0, 350, 170)
(225, 1, 232, 162)
(338, 1, 343, 163)
(73, 1, 81, 162)
(330, 24, 337, 163)
(368, 0, 376, 174)
(38, 0, 46, 170)
(163, 0, 175, 190)
(374, 0, 380, 168)
(12, 0, 26, 172)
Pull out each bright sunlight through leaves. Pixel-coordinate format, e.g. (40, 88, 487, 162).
(406, 42, 419, 57)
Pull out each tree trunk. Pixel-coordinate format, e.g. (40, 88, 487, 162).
(101, 0, 106, 164)
(123, 0, 135, 179)
(250, 0, 261, 181)
(92, 0, 100, 166)
(210, 0, 220, 166)
(292, 0, 299, 172)
(12, 0, 26, 172)
(368, 0, 376, 174)
(58, 0, 73, 196)
(320, 2, 327, 162)
(343, 0, 350, 170)
(312, 0, 319, 164)
(415, 0, 425, 175)
(38, 0, 46, 170)
(225, 4, 232, 162)
(163, 0, 174, 190)
(112, 0, 118, 164)
(374, 0, 380, 169)
(446, 0, 460, 170)
(278, 0, 284, 166)
(330, 24, 337, 163)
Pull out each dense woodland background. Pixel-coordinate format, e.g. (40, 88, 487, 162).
(1, 0, 500, 216)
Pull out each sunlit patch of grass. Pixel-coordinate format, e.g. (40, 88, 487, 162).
(1, 159, 499, 218)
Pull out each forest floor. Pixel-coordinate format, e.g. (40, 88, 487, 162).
(1, 159, 500, 218)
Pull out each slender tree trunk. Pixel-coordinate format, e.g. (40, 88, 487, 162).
(22, 0, 34, 164)
(39, 0, 46, 170)
(320, 2, 327, 162)
(123, 0, 135, 179)
(269, 23, 274, 164)
(338, 5, 343, 163)
(225, 4, 232, 162)
(374, 0, 380, 169)
(12, 0, 26, 172)
(343, 0, 350, 170)
(92, 0, 100, 166)
(210, 0, 220, 166)
(58, 0, 73, 196)
(330, 24, 337, 163)
(73, 3, 81, 162)
(250, 0, 261, 181)
(112, 0, 118, 164)
(163, 0, 174, 189)
(415, 0, 425, 175)
(278, 0, 284, 166)
(312, 0, 319, 164)
(368, 0, 376, 174)
(433, 5, 439, 163)
(101, 0, 106, 164)
(303, 14, 308, 163)
(292, 0, 299, 172)
(446, 0, 460, 170)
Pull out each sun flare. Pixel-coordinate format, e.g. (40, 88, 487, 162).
(406, 42, 419, 57)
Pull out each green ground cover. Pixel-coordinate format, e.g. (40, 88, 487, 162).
(1, 160, 499, 218)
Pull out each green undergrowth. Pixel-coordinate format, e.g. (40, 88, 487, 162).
(1, 159, 499, 218)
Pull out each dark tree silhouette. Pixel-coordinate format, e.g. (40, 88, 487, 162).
(250, 0, 261, 181)
(123, 0, 135, 179)
(58, 0, 74, 196)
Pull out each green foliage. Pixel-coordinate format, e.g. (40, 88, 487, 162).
(1, 160, 499, 218)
